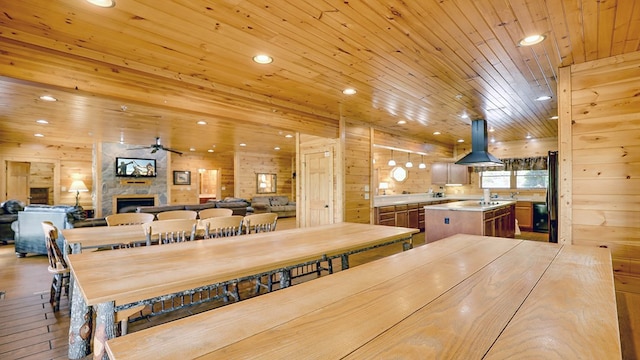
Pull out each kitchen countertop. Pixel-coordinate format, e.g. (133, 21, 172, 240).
(374, 194, 543, 207)
(423, 200, 517, 212)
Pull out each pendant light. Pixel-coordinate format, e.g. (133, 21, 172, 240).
(419, 155, 427, 169)
(388, 150, 396, 166)
(405, 152, 413, 168)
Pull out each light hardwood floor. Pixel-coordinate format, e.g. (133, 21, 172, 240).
(0, 220, 638, 359)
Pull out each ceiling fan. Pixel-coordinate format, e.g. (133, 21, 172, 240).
(129, 137, 183, 156)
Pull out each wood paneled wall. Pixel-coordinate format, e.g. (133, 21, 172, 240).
(559, 51, 640, 287)
(169, 151, 235, 204)
(0, 142, 93, 207)
(342, 119, 373, 224)
(235, 151, 294, 202)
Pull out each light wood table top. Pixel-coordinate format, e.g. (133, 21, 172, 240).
(63, 224, 147, 252)
(68, 222, 418, 307)
(106, 234, 621, 360)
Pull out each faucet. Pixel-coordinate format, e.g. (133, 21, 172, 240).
(510, 192, 519, 199)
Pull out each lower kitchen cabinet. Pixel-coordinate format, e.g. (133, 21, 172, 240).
(515, 201, 533, 231)
(395, 204, 408, 227)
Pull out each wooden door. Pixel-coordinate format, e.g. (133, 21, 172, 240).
(304, 151, 333, 227)
(6, 161, 30, 204)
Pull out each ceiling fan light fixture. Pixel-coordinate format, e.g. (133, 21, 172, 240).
(86, 0, 115, 8)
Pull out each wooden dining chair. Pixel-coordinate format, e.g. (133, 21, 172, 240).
(202, 216, 244, 239)
(243, 212, 278, 234)
(156, 210, 198, 220)
(143, 219, 197, 245)
(198, 208, 233, 220)
(106, 212, 155, 226)
(41, 221, 70, 312)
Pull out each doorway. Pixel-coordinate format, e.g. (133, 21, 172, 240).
(303, 150, 333, 227)
(5, 161, 55, 205)
(198, 169, 220, 203)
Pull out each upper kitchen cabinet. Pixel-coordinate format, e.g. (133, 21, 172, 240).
(432, 163, 470, 185)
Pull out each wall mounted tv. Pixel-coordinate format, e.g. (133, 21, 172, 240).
(115, 157, 157, 177)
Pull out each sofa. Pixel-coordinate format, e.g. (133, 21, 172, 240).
(251, 196, 296, 218)
(13, 205, 107, 257)
(135, 198, 251, 218)
(0, 200, 24, 244)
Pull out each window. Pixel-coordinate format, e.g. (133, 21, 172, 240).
(479, 156, 548, 189)
(516, 170, 548, 189)
(480, 170, 510, 188)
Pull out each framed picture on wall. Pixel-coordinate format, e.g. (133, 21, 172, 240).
(173, 171, 191, 185)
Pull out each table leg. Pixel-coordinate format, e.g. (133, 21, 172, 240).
(68, 279, 92, 359)
(341, 254, 349, 270)
(93, 301, 117, 360)
(279, 270, 291, 289)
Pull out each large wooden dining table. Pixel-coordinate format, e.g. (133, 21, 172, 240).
(105, 233, 621, 360)
(65, 222, 418, 359)
(62, 224, 147, 254)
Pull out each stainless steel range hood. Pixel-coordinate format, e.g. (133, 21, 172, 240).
(455, 119, 504, 167)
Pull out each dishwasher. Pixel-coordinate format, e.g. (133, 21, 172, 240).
(533, 203, 549, 233)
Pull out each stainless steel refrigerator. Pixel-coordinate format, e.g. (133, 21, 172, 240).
(547, 151, 558, 243)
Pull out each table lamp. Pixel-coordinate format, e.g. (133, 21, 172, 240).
(69, 180, 89, 207)
(379, 182, 389, 195)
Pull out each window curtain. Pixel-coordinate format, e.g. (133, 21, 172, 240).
(474, 156, 547, 172)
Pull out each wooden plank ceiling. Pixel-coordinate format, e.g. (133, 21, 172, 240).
(0, 0, 638, 156)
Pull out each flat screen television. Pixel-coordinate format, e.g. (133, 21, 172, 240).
(115, 157, 157, 177)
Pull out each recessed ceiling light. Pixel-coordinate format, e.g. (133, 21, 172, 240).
(274, 146, 280, 150)
(518, 34, 546, 46)
(526, 134, 532, 139)
(34, 133, 44, 137)
(457, 139, 465, 143)
(36, 119, 49, 124)
(189, 148, 196, 152)
(285, 134, 293, 138)
(461, 114, 469, 119)
(489, 127, 495, 132)
(433, 131, 441, 135)
(239, 143, 247, 147)
(342, 88, 357, 95)
(550, 115, 559, 120)
(39, 95, 57, 102)
(252, 54, 273, 64)
(207, 149, 214, 153)
(535, 95, 552, 101)
(86, 0, 115, 8)
(397, 120, 407, 125)
(196, 120, 207, 125)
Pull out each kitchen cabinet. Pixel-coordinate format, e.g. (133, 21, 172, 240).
(408, 203, 420, 229)
(375, 206, 396, 227)
(484, 204, 516, 238)
(515, 201, 533, 231)
(395, 204, 408, 227)
(431, 163, 470, 185)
